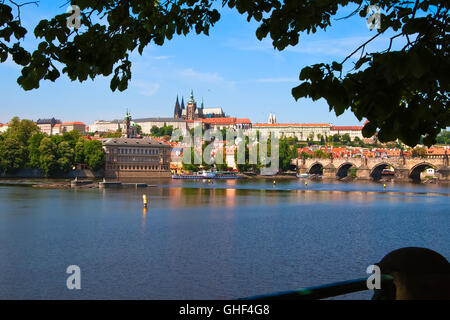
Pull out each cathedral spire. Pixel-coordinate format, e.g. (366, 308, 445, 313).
(189, 89, 195, 104)
(181, 97, 185, 110)
(174, 95, 181, 118)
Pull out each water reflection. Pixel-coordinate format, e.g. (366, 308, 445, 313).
(142, 207, 147, 231)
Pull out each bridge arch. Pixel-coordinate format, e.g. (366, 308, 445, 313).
(336, 162, 356, 179)
(308, 162, 324, 175)
(409, 162, 436, 182)
(370, 162, 396, 181)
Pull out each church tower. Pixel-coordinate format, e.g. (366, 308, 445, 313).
(123, 110, 132, 138)
(186, 90, 197, 120)
(268, 113, 277, 124)
(181, 97, 185, 112)
(174, 96, 181, 118)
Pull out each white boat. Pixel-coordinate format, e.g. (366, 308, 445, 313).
(297, 173, 309, 178)
(172, 171, 242, 180)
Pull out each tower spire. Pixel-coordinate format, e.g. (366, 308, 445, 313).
(174, 95, 181, 118)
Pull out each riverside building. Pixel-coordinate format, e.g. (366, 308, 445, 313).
(102, 112, 171, 179)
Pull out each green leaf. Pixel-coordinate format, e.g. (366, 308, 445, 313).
(292, 82, 311, 101)
(362, 122, 377, 138)
(331, 61, 342, 72)
(0, 4, 13, 25)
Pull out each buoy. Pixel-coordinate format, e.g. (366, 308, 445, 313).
(383, 183, 386, 189)
(305, 181, 308, 186)
(273, 180, 276, 185)
(142, 194, 148, 208)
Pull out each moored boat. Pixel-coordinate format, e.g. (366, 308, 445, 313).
(172, 171, 241, 179)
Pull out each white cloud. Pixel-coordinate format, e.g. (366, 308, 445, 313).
(133, 81, 160, 97)
(286, 35, 391, 57)
(179, 68, 225, 83)
(153, 56, 170, 60)
(225, 35, 392, 59)
(178, 68, 235, 88)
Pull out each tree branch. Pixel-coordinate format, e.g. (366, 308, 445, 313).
(340, 31, 382, 65)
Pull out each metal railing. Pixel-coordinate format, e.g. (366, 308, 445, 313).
(241, 275, 394, 300)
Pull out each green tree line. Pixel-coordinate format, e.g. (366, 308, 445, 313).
(233, 136, 297, 173)
(0, 117, 105, 177)
(151, 125, 173, 137)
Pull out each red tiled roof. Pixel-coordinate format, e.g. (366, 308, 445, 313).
(427, 148, 446, 155)
(253, 123, 331, 127)
(236, 118, 251, 124)
(63, 121, 86, 125)
(330, 126, 363, 130)
(202, 117, 237, 124)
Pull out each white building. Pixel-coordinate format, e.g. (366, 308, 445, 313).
(330, 126, 364, 140)
(0, 123, 8, 133)
(89, 120, 123, 133)
(252, 123, 332, 141)
(134, 117, 188, 135)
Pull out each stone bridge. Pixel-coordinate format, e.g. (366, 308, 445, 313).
(292, 156, 450, 182)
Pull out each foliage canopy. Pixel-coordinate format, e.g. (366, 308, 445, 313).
(0, 0, 448, 146)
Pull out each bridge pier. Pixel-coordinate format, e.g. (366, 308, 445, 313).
(394, 168, 410, 182)
(356, 165, 371, 180)
(437, 167, 450, 182)
(322, 164, 336, 179)
(297, 165, 308, 175)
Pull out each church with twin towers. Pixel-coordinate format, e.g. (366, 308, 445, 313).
(173, 90, 225, 120)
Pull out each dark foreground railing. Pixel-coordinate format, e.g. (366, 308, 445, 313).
(241, 275, 394, 300)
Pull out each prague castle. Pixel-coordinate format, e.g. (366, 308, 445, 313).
(89, 90, 364, 141)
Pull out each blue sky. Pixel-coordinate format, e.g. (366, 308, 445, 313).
(0, 1, 397, 126)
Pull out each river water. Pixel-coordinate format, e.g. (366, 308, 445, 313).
(0, 179, 448, 299)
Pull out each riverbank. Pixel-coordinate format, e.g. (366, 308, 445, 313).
(1, 174, 448, 189)
(244, 174, 297, 180)
(0, 179, 94, 189)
